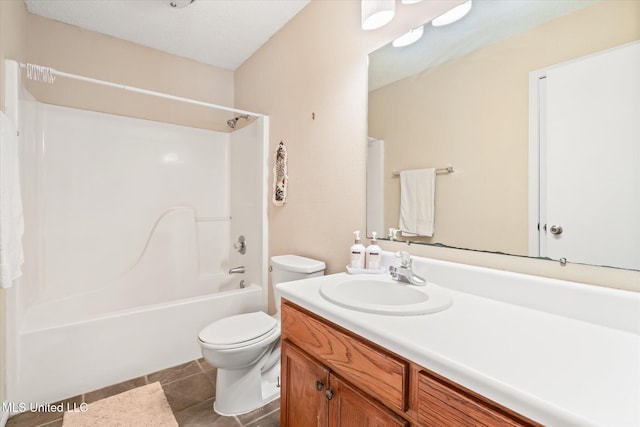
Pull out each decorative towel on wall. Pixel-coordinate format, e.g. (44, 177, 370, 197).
(272, 141, 288, 206)
(399, 168, 436, 237)
(0, 112, 24, 288)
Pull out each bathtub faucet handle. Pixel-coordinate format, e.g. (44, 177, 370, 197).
(233, 235, 246, 255)
(229, 266, 245, 274)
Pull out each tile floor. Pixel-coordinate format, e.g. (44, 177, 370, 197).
(6, 359, 280, 427)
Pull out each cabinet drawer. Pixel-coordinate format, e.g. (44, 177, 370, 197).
(417, 370, 540, 427)
(282, 302, 409, 413)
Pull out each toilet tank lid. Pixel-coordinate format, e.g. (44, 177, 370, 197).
(271, 255, 326, 273)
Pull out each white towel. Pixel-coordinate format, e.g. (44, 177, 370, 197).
(0, 112, 24, 288)
(399, 168, 435, 237)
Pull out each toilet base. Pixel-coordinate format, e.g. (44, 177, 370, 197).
(213, 360, 281, 416)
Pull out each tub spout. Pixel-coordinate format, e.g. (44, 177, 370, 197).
(229, 266, 245, 274)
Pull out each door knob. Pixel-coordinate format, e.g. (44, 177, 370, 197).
(315, 380, 324, 391)
(549, 225, 563, 235)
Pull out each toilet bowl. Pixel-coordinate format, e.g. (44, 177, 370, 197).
(198, 255, 325, 415)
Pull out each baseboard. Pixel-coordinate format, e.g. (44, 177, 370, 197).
(0, 401, 9, 427)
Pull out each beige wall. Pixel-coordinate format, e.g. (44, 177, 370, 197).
(0, 0, 28, 407)
(25, 14, 235, 131)
(237, 0, 639, 294)
(369, 0, 640, 257)
(0, 0, 27, 112)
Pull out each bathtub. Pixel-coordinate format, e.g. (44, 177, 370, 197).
(11, 205, 264, 405)
(13, 282, 263, 405)
(6, 90, 269, 407)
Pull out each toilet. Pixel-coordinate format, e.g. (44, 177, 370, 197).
(198, 255, 325, 415)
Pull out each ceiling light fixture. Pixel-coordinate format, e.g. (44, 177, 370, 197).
(169, 0, 195, 9)
(392, 25, 424, 47)
(432, 0, 472, 27)
(361, 0, 396, 30)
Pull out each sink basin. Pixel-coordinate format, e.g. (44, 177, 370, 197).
(319, 276, 453, 316)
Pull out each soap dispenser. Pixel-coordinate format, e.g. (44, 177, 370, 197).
(365, 232, 382, 271)
(350, 231, 366, 270)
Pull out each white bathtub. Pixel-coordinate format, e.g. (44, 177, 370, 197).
(13, 282, 263, 405)
(6, 92, 269, 407)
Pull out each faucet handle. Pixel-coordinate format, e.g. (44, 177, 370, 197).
(395, 251, 411, 267)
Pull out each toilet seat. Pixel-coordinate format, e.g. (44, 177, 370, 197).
(198, 311, 278, 350)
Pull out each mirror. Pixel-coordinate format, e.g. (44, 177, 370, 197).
(367, 0, 640, 270)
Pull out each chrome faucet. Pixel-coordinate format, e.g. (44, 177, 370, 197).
(389, 251, 426, 286)
(228, 266, 245, 274)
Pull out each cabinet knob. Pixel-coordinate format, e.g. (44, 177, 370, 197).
(315, 380, 324, 391)
(325, 389, 334, 400)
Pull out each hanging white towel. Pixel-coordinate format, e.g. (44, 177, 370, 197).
(0, 112, 24, 288)
(399, 168, 436, 237)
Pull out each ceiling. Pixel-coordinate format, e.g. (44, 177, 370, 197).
(369, 0, 600, 91)
(25, 0, 311, 71)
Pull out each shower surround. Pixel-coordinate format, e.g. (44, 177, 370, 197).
(4, 63, 268, 405)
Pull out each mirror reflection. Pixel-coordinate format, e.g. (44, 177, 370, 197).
(367, 0, 640, 270)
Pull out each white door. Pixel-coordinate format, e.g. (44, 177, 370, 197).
(540, 42, 640, 270)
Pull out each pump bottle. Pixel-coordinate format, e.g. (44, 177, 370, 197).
(365, 231, 382, 270)
(350, 231, 366, 269)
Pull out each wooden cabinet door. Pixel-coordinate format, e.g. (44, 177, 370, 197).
(328, 374, 408, 427)
(282, 302, 408, 414)
(417, 370, 539, 427)
(281, 340, 330, 427)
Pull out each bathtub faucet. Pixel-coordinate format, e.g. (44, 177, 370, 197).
(228, 266, 245, 274)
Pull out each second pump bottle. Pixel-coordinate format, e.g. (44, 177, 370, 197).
(350, 230, 382, 271)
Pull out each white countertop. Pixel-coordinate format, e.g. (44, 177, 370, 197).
(276, 264, 640, 427)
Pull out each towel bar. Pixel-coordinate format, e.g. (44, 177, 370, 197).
(392, 166, 454, 177)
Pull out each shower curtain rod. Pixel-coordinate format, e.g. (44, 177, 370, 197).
(18, 62, 263, 118)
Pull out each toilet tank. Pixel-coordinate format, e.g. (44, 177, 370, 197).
(271, 255, 325, 312)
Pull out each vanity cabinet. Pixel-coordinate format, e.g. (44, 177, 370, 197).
(281, 300, 541, 427)
(281, 341, 408, 426)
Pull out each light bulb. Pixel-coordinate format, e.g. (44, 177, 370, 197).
(432, 0, 472, 27)
(392, 26, 424, 48)
(361, 0, 396, 30)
